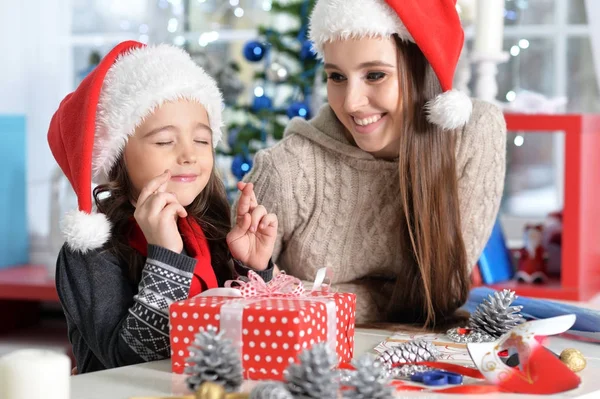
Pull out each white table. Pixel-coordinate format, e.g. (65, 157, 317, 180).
(71, 327, 600, 399)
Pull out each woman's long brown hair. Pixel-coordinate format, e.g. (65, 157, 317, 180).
(93, 155, 234, 286)
(386, 36, 470, 330)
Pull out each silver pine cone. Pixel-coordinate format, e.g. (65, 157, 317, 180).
(284, 342, 339, 399)
(185, 326, 243, 393)
(378, 339, 440, 368)
(378, 340, 440, 379)
(250, 381, 293, 399)
(468, 289, 526, 338)
(342, 354, 393, 399)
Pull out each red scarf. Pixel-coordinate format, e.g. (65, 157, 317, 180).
(127, 217, 218, 297)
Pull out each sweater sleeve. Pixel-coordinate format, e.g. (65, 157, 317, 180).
(455, 100, 507, 271)
(232, 147, 293, 264)
(55, 244, 196, 371)
(233, 258, 275, 282)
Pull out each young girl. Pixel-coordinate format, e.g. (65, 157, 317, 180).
(47, 41, 277, 373)
(238, 0, 507, 328)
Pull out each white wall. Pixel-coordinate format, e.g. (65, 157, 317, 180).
(0, 1, 73, 265)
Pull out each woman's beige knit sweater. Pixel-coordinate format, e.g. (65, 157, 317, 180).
(239, 99, 507, 323)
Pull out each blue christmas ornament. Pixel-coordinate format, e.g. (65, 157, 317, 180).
(227, 127, 240, 149)
(300, 40, 317, 60)
(231, 154, 253, 180)
(252, 95, 273, 112)
(243, 41, 267, 62)
(287, 101, 311, 119)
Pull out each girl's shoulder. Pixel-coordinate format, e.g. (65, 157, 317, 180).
(58, 242, 122, 270)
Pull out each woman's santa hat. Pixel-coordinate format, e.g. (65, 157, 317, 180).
(308, 0, 472, 130)
(47, 41, 224, 253)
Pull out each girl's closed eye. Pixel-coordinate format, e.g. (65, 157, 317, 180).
(194, 139, 210, 145)
(152, 133, 175, 146)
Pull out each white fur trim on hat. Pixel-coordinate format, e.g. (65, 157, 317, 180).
(61, 210, 112, 253)
(425, 89, 473, 130)
(308, 0, 413, 58)
(92, 44, 224, 184)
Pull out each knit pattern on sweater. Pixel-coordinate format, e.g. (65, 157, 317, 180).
(237, 99, 506, 323)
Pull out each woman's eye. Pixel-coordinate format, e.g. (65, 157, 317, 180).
(327, 72, 346, 82)
(366, 72, 386, 81)
(195, 140, 210, 145)
(155, 141, 173, 146)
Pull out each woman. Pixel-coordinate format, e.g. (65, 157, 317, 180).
(237, 0, 506, 328)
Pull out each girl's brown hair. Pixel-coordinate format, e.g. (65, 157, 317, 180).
(386, 36, 470, 330)
(93, 155, 233, 285)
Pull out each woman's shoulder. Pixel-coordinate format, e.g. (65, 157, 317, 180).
(453, 99, 507, 176)
(455, 99, 507, 153)
(463, 99, 506, 135)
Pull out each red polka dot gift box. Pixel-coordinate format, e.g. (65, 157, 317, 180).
(168, 269, 356, 380)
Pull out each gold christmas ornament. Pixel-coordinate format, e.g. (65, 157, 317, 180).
(195, 382, 249, 399)
(196, 382, 226, 399)
(559, 348, 587, 373)
(129, 382, 249, 399)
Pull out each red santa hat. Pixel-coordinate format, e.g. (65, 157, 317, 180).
(47, 40, 224, 253)
(308, 0, 472, 130)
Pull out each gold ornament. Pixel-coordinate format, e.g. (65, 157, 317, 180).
(196, 382, 226, 399)
(559, 348, 587, 373)
(196, 382, 249, 399)
(128, 382, 250, 399)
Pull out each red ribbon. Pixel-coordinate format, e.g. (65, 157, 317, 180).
(340, 361, 503, 395)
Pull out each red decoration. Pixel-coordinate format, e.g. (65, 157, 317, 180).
(498, 343, 581, 394)
(490, 114, 600, 301)
(168, 292, 356, 380)
(457, 327, 470, 335)
(385, 353, 580, 395)
(516, 224, 547, 284)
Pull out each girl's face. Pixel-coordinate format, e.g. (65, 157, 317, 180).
(124, 99, 214, 207)
(323, 36, 402, 159)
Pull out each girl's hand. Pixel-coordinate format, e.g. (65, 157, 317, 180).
(133, 170, 187, 253)
(227, 182, 277, 271)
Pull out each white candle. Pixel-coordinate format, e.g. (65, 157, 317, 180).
(0, 349, 71, 399)
(474, 0, 505, 54)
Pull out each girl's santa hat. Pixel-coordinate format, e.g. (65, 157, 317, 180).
(47, 41, 224, 253)
(308, 0, 472, 130)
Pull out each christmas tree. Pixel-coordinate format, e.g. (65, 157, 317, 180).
(219, 0, 324, 200)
